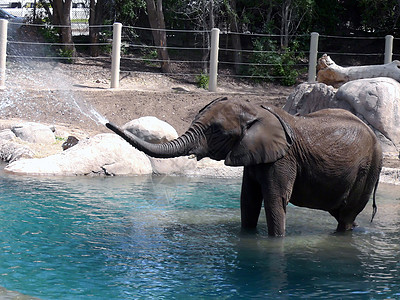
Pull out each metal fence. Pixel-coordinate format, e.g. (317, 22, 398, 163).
(0, 19, 398, 91)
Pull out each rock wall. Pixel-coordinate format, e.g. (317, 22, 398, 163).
(284, 77, 400, 156)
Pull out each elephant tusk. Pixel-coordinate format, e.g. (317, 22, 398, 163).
(188, 154, 197, 159)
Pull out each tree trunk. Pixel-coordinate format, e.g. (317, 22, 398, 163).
(53, 0, 76, 57)
(280, 0, 291, 48)
(145, 0, 171, 73)
(227, 0, 242, 74)
(317, 54, 400, 87)
(201, 0, 216, 74)
(89, 0, 106, 57)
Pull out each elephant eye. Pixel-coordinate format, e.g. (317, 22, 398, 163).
(245, 119, 258, 130)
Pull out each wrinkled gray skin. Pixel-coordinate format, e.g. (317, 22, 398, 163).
(106, 97, 383, 236)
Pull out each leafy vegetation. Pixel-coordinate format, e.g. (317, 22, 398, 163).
(248, 38, 305, 86)
(33, 0, 400, 85)
(196, 73, 209, 89)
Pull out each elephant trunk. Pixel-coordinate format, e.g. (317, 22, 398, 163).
(106, 122, 199, 158)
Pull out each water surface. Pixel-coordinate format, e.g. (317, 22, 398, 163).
(0, 167, 400, 299)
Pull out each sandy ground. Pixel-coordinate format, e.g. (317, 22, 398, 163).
(1, 58, 399, 169)
(1, 59, 292, 134)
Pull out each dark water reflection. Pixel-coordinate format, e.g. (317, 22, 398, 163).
(0, 168, 400, 299)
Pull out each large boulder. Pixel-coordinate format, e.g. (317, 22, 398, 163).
(4, 133, 152, 176)
(11, 122, 55, 144)
(122, 116, 196, 175)
(335, 77, 400, 154)
(284, 78, 400, 155)
(0, 139, 35, 162)
(184, 158, 242, 178)
(0, 129, 16, 140)
(284, 82, 336, 115)
(122, 116, 178, 143)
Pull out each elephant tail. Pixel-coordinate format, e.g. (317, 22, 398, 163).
(370, 178, 379, 223)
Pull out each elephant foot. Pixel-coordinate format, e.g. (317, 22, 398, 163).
(336, 222, 357, 232)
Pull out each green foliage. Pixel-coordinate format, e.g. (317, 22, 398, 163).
(358, 0, 399, 34)
(142, 49, 159, 67)
(55, 136, 66, 142)
(57, 48, 74, 63)
(39, 26, 59, 44)
(196, 73, 209, 89)
(113, 0, 146, 25)
(248, 38, 304, 86)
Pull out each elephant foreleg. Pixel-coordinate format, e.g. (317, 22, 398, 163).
(263, 193, 287, 237)
(240, 167, 263, 230)
(261, 164, 294, 237)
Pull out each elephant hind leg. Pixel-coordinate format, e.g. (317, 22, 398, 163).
(330, 191, 372, 232)
(329, 209, 357, 232)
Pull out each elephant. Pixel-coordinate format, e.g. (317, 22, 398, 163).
(106, 97, 383, 236)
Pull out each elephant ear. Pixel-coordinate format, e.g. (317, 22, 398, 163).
(225, 107, 294, 166)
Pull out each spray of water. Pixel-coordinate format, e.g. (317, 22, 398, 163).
(71, 96, 109, 126)
(1, 26, 109, 128)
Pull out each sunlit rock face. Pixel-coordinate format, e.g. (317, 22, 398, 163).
(122, 116, 197, 175)
(4, 133, 153, 176)
(0, 139, 34, 162)
(284, 78, 400, 155)
(335, 77, 400, 155)
(122, 116, 179, 144)
(11, 122, 55, 144)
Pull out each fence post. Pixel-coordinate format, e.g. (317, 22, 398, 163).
(209, 28, 220, 92)
(384, 35, 394, 64)
(0, 19, 8, 90)
(308, 32, 319, 83)
(110, 22, 122, 89)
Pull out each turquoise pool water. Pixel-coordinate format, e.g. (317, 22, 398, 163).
(1, 167, 400, 299)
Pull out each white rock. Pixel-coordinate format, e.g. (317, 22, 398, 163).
(150, 156, 197, 175)
(0, 129, 16, 140)
(184, 158, 243, 178)
(11, 122, 55, 144)
(122, 116, 178, 144)
(4, 133, 152, 176)
(0, 140, 34, 162)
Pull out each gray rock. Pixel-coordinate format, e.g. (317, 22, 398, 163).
(284, 82, 337, 115)
(284, 78, 400, 155)
(11, 122, 55, 144)
(184, 158, 242, 178)
(335, 77, 400, 154)
(62, 135, 79, 150)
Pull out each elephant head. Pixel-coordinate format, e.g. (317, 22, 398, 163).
(106, 97, 293, 166)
